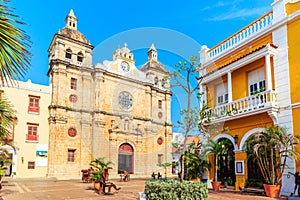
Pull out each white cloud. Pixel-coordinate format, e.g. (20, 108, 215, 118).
(200, 0, 243, 11)
(206, 7, 271, 21)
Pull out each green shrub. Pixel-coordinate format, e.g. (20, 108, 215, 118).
(144, 179, 208, 200)
(245, 178, 264, 189)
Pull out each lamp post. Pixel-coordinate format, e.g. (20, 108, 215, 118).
(234, 135, 239, 145)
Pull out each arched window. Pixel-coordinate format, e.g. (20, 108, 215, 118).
(77, 52, 83, 63)
(118, 143, 134, 174)
(154, 77, 159, 85)
(124, 120, 129, 131)
(161, 79, 166, 88)
(65, 48, 72, 60)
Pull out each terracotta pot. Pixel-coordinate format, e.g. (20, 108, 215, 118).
(190, 177, 201, 182)
(263, 184, 281, 198)
(94, 182, 100, 191)
(212, 181, 221, 191)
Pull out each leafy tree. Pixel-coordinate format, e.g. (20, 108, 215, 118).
(157, 162, 172, 179)
(170, 56, 211, 181)
(0, 0, 31, 84)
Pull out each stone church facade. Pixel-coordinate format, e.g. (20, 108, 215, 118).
(47, 10, 172, 179)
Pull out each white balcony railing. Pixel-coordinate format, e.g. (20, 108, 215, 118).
(76, 61, 82, 66)
(208, 90, 277, 120)
(65, 58, 72, 63)
(208, 11, 273, 59)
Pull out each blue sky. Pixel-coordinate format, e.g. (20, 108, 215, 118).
(10, 0, 274, 132)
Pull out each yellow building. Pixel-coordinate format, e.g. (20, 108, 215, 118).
(199, 0, 300, 195)
(1, 80, 51, 178)
(46, 10, 172, 179)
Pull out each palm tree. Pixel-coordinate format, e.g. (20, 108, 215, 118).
(185, 150, 209, 180)
(245, 126, 299, 185)
(0, 1, 29, 188)
(0, 95, 15, 147)
(0, 0, 29, 146)
(0, 0, 31, 84)
(89, 157, 113, 183)
(202, 139, 229, 182)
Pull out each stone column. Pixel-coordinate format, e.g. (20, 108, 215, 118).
(271, 0, 287, 24)
(199, 45, 209, 64)
(265, 54, 272, 91)
(227, 71, 233, 102)
(81, 73, 92, 111)
(92, 115, 106, 159)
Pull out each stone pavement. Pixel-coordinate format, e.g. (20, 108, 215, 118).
(0, 177, 294, 200)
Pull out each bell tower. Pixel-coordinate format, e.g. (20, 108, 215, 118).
(47, 9, 94, 179)
(147, 43, 158, 61)
(65, 9, 78, 30)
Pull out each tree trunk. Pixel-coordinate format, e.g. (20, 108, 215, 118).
(180, 154, 185, 182)
(214, 156, 218, 182)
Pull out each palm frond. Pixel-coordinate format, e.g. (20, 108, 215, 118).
(0, 0, 31, 85)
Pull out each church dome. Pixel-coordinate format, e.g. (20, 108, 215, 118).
(59, 9, 88, 44)
(141, 60, 167, 73)
(141, 43, 167, 73)
(60, 27, 88, 43)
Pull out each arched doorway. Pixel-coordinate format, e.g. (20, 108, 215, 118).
(118, 143, 134, 174)
(244, 135, 264, 187)
(217, 138, 235, 185)
(0, 145, 14, 176)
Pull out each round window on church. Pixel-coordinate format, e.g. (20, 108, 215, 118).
(69, 94, 78, 103)
(157, 137, 163, 145)
(68, 128, 77, 137)
(119, 91, 133, 110)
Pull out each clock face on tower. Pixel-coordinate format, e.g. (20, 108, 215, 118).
(121, 61, 130, 72)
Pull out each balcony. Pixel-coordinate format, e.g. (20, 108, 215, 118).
(208, 90, 278, 122)
(76, 61, 82, 66)
(26, 134, 38, 142)
(28, 106, 40, 113)
(207, 11, 273, 60)
(65, 58, 72, 63)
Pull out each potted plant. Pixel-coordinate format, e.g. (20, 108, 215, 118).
(0, 151, 12, 190)
(185, 149, 210, 182)
(202, 139, 229, 191)
(89, 157, 113, 192)
(244, 126, 299, 198)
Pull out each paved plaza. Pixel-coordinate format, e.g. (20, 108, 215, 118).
(0, 177, 293, 200)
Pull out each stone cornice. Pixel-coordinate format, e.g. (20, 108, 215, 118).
(48, 104, 156, 122)
(47, 59, 94, 76)
(48, 33, 94, 53)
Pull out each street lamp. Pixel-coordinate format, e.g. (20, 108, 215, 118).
(234, 135, 239, 144)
